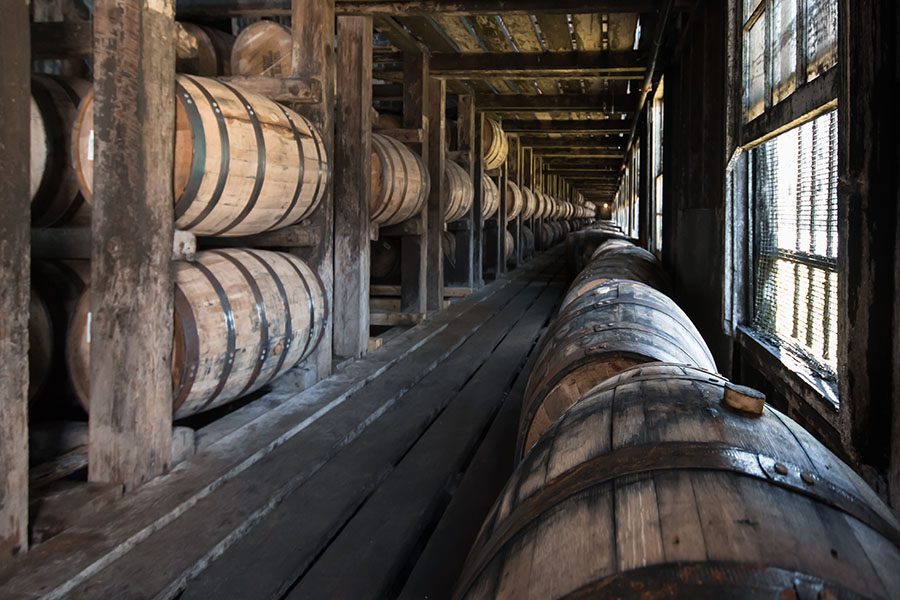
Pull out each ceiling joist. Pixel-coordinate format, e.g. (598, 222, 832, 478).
(429, 50, 645, 79)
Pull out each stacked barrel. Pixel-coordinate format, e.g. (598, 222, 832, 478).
(455, 227, 900, 599)
(26, 21, 330, 421)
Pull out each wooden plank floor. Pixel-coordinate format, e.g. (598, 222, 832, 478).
(0, 248, 565, 600)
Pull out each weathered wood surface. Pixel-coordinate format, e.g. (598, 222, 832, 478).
(231, 20, 292, 76)
(425, 76, 446, 311)
(334, 15, 373, 359)
(290, 0, 335, 386)
(286, 263, 562, 600)
(88, 0, 176, 489)
(399, 287, 556, 600)
(177, 23, 234, 76)
(215, 75, 322, 103)
(75, 75, 329, 237)
(0, 0, 31, 563)
(182, 252, 562, 600)
(444, 94, 477, 288)
(563, 236, 669, 303)
(520, 278, 716, 456)
(430, 50, 644, 78)
(444, 159, 474, 223)
(481, 117, 508, 172)
(457, 364, 900, 600)
(177, 0, 672, 16)
(0, 258, 525, 596)
(69, 250, 326, 420)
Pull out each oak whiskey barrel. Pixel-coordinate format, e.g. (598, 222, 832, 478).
(482, 118, 508, 171)
(481, 174, 500, 220)
(563, 239, 670, 307)
(370, 133, 430, 226)
(444, 160, 474, 223)
(30, 74, 91, 228)
(73, 75, 329, 237)
(68, 249, 326, 419)
(231, 20, 292, 77)
(177, 22, 235, 76)
(504, 180, 523, 221)
(520, 186, 537, 220)
(520, 279, 716, 455)
(457, 364, 900, 600)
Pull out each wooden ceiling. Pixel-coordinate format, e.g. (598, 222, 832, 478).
(178, 1, 681, 202)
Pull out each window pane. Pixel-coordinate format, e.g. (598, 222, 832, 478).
(752, 110, 839, 379)
(745, 14, 767, 120)
(771, 0, 798, 104)
(806, 0, 838, 80)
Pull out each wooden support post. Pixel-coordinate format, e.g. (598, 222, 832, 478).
(89, 0, 176, 489)
(497, 162, 509, 276)
(447, 94, 478, 288)
(0, 0, 31, 561)
(334, 15, 372, 359)
(472, 112, 486, 286)
(425, 77, 446, 311)
(292, 0, 335, 379)
(838, 0, 900, 501)
(507, 134, 522, 267)
(400, 52, 429, 314)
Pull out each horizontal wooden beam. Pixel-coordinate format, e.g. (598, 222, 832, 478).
(535, 152, 626, 159)
(196, 223, 319, 249)
(502, 120, 631, 134)
(429, 51, 645, 79)
(474, 93, 638, 112)
(218, 76, 322, 104)
(519, 139, 627, 148)
(177, 0, 672, 17)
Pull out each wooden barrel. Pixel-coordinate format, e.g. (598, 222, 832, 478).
(563, 227, 629, 279)
(30, 75, 91, 228)
(177, 22, 235, 76)
(370, 239, 400, 280)
(370, 133, 429, 226)
(504, 230, 515, 261)
(68, 249, 326, 419)
(538, 222, 564, 248)
(481, 174, 500, 220)
(444, 160, 474, 223)
(442, 231, 457, 266)
(504, 180, 523, 220)
(520, 186, 536, 220)
(520, 225, 535, 258)
(563, 239, 669, 305)
(73, 75, 328, 237)
(29, 261, 90, 404)
(457, 363, 900, 600)
(519, 279, 716, 455)
(231, 20, 292, 77)
(482, 118, 508, 171)
(375, 112, 403, 130)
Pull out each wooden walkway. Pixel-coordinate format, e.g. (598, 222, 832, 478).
(0, 248, 566, 600)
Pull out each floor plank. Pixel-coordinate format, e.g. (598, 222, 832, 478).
(286, 272, 564, 599)
(181, 258, 560, 600)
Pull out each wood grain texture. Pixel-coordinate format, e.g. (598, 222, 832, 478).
(458, 364, 900, 600)
(87, 0, 176, 490)
(290, 0, 335, 385)
(0, 0, 31, 562)
(370, 133, 429, 226)
(425, 76, 446, 311)
(334, 15, 373, 359)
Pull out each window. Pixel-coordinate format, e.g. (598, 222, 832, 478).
(741, 0, 838, 121)
(750, 110, 838, 381)
(727, 0, 840, 401)
(649, 78, 664, 255)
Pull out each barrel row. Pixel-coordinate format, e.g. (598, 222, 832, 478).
(456, 235, 900, 600)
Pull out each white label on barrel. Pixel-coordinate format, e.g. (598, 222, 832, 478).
(86, 311, 92, 344)
(87, 130, 94, 161)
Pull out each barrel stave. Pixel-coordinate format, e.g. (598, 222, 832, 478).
(459, 365, 900, 600)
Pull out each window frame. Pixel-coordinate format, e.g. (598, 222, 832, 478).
(725, 0, 841, 418)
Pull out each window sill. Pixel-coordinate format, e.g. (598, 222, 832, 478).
(735, 325, 840, 417)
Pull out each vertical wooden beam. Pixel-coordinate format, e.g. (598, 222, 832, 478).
(334, 15, 372, 358)
(452, 94, 477, 288)
(425, 77, 446, 311)
(401, 52, 428, 314)
(507, 134, 522, 266)
(89, 0, 176, 489)
(497, 162, 509, 275)
(472, 111, 485, 286)
(292, 0, 335, 379)
(0, 0, 31, 561)
(838, 0, 900, 494)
